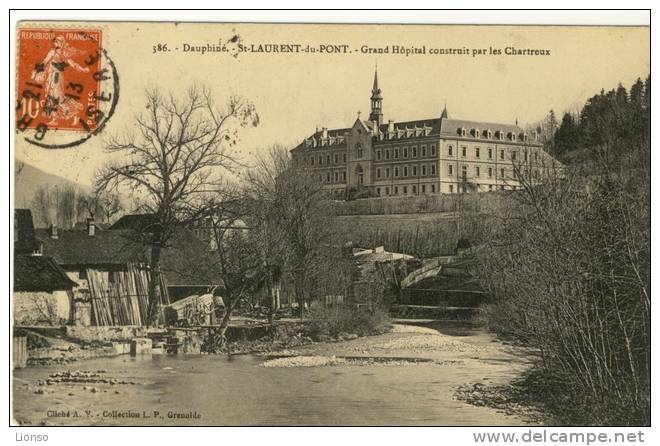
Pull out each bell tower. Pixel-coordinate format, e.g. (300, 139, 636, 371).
(369, 68, 383, 126)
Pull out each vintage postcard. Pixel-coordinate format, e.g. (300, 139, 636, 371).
(11, 18, 650, 429)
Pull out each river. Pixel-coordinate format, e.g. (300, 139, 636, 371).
(12, 321, 535, 426)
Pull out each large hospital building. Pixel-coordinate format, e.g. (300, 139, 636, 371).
(290, 69, 556, 197)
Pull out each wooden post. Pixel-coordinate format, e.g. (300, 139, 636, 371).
(13, 335, 27, 368)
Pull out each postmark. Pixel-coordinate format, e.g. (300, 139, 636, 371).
(16, 27, 119, 148)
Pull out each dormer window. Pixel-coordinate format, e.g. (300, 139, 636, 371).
(474, 129, 480, 138)
(460, 127, 467, 137)
(487, 129, 493, 139)
(523, 133, 529, 142)
(498, 131, 504, 141)
(511, 133, 517, 142)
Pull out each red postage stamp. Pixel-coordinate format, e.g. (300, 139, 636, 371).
(16, 28, 109, 143)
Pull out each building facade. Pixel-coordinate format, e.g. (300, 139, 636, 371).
(290, 70, 556, 197)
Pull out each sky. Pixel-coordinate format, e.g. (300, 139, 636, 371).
(15, 22, 650, 187)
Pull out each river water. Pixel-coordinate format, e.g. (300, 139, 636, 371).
(13, 321, 533, 426)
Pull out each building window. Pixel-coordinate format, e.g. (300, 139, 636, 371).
(500, 168, 505, 178)
(385, 149, 390, 160)
(394, 186, 399, 195)
(500, 149, 505, 160)
(431, 164, 436, 175)
(488, 148, 493, 159)
(448, 164, 453, 175)
(534, 152, 538, 162)
(422, 146, 427, 157)
(449, 185, 453, 193)
(461, 128, 467, 137)
(385, 167, 390, 178)
(356, 144, 363, 159)
(334, 172, 338, 182)
(512, 151, 517, 161)
(334, 154, 339, 164)
(326, 172, 331, 182)
(394, 148, 399, 159)
(461, 146, 467, 157)
(403, 186, 408, 194)
(422, 165, 427, 176)
(475, 147, 480, 158)
(403, 147, 408, 158)
(394, 167, 399, 177)
(343, 153, 347, 163)
(487, 130, 493, 139)
(447, 145, 453, 156)
(412, 165, 417, 176)
(377, 150, 382, 161)
(342, 171, 346, 181)
(376, 168, 381, 179)
(476, 166, 480, 177)
(376, 187, 381, 196)
(412, 146, 417, 157)
(524, 151, 528, 162)
(489, 184, 493, 191)
(431, 185, 436, 193)
(488, 167, 493, 177)
(385, 187, 390, 195)
(431, 144, 436, 156)
(412, 185, 417, 194)
(327, 155, 331, 165)
(421, 185, 426, 193)
(318, 155, 323, 165)
(403, 166, 408, 177)
(461, 165, 467, 179)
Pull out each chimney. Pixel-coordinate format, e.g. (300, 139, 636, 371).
(388, 120, 394, 133)
(86, 218, 95, 237)
(321, 127, 328, 139)
(49, 224, 58, 239)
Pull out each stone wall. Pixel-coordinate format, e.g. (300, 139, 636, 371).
(13, 291, 71, 326)
(65, 325, 149, 343)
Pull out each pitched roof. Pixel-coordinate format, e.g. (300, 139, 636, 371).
(108, 214, 161, 231)
(35, 227, 222, 287)
(13, 255, 77, 292)
(439, 119, 525, 138)
(293, 115, 538, 151)
(36, 228, 147, 265)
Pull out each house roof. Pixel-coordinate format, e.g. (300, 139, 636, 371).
(14, 255, 77, 292)
(293, 115, 540, 151)
(35, 227, 222, 287)
(108, 213, 161, 231)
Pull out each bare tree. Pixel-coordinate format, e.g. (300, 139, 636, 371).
(249, 146, 334, 320)
(200, 191, 265, 350)
(96, 85, 258, 324)
(58, 184, 77, 229)
(31, 185, 52, 227)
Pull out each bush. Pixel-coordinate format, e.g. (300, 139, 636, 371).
(307, 305, 391, 339)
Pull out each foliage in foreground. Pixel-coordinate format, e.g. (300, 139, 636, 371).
(478, 148, 649, 425)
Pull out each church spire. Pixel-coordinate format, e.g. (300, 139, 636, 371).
(369, 66, 383, 125)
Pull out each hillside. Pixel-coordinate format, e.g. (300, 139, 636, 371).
(14, 161, 92, 209)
